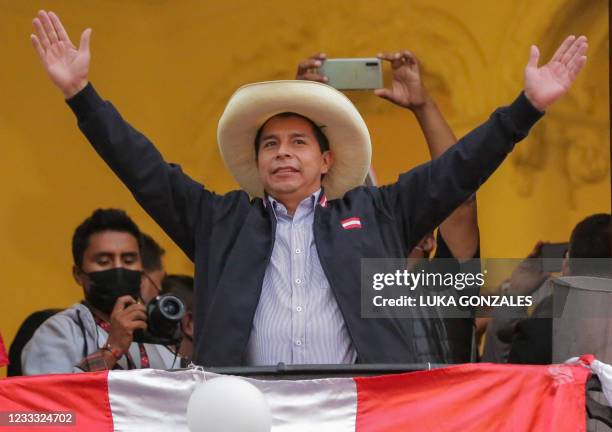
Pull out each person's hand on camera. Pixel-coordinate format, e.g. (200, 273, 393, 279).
(296, 53, 328, 83)
(31, 10, 91, 98)
(508, 241, 550, 296)
(524, 35, 588, 111)
(105, 295, 147, 355)
(374, 51, 429, 111)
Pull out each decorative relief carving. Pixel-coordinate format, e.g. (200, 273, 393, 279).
(508, 0, 608, 200)
(183, 0, 608, 200)
(564, 127, 610, 186)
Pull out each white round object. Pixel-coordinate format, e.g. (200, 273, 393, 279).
(186, 376, 272, 432)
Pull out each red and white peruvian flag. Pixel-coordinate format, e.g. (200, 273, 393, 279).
(0, 363, 593, 431)
(341, 217, 362, 230)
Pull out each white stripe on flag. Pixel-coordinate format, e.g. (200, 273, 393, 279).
(108, 369, 357, 431)
(108, 369, 199, 431)
(342, 220, 361, 229)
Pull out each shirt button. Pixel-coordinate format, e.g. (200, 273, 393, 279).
(295, 340, 302, 346)
(295, 278, 301, 284)
(296, 306, 303, 312)
(295, 248, 301, 254)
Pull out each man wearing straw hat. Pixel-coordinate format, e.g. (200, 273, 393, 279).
(31, 10, 588, 366)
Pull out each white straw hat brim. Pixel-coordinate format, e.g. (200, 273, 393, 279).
(217, 80, 372, 199)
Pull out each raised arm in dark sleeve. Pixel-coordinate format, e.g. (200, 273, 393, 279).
(379, 92, 543, 252)
(66, 83, 214, 260)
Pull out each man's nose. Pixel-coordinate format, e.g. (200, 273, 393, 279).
(275, 140, 292, 158)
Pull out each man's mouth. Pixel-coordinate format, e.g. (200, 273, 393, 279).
(272, 166, 300, 175)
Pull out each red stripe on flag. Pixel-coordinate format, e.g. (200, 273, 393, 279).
(0, 371, 114, 431)
(0, 333, 7, 368)
(355, 363, 590, 432)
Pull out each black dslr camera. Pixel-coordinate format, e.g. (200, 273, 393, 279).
(134, 294, 186, 345)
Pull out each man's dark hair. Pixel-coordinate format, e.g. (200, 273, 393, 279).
(254, 112, 330, 156)
(161, 274, 194, 312)
(72, 208, 141, 268)
(568, 213, 612, 276)
(140, 233, 165, 272)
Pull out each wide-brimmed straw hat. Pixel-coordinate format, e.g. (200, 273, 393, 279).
(217, 80, 371, 199)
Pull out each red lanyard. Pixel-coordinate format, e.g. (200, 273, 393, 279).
(94, 316, 150, 369)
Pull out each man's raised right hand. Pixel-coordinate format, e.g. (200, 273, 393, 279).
(295, 53, 328, 83)
(106, 296, 148, 356)
(31, 10, 91, 99)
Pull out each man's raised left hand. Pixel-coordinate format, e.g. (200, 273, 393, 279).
(524, 35, 588, 111)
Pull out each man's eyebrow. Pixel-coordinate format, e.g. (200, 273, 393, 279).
(261, 133, 279, 141)
(90, 251, 138, 258)
(262, 132, 308, 140)
(121, 252, 138, 258)
(91, 252, 113, 259)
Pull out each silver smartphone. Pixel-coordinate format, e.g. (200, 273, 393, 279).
(320, 58, 383, 90)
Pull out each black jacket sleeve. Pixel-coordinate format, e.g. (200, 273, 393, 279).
(66, 83, 213, 260)
(379, 92, 543, 252)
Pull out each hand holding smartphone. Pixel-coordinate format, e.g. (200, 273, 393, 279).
(298, 51, 428, 110)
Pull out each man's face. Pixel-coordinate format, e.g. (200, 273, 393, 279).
(74, 231, 142, 290)
(256, 115, 333, 199)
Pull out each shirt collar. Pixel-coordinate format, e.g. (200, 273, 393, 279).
(266, 189, 321, 219)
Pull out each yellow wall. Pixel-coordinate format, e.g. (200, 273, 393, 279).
(0, 0, 608, 372)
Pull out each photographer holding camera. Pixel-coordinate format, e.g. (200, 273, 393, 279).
(21, 209, 183, 374)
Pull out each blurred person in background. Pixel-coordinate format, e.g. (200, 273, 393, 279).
(507, 213, 611, 364)
(480, 241, 551, 363)
(483, 213, 611, 364)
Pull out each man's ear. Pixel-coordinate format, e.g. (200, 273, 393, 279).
(73, 265, 85, 287)
(73, 265, 89, 299)
(321, 150, 334, 174)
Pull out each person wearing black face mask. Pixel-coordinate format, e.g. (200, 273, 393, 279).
(84, 267, 143, 315)
(21, 209, 180, 375)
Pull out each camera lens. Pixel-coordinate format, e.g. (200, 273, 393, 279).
(157, 295, 186, 321)
(134, 294, 187, 345)
(162, 300, 179, 316)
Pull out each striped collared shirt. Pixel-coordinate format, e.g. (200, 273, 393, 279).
(245, 190, 357, 365)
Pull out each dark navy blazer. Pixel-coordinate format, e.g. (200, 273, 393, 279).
(67, 84, 542, 366)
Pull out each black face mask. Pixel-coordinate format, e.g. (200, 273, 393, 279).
(84, 268, 142, 315)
